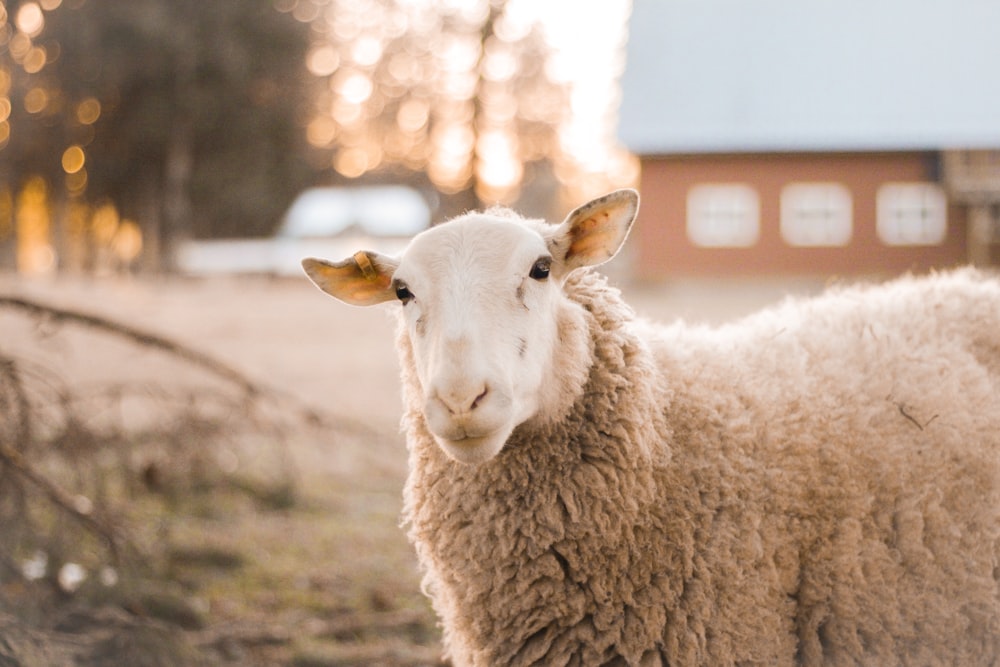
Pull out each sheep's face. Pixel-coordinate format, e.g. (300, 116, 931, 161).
(302, 189, 638, 465)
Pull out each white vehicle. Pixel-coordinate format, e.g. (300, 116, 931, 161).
(175, 185, 432, 276)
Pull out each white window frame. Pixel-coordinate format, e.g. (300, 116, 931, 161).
(971, 203, 1000, 244)
(780, 183, 853, 247)
(876, 182, 948, 246)
(686, 184, 760, 248)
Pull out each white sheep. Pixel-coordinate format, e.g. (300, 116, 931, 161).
(302, 189, 1000, 666)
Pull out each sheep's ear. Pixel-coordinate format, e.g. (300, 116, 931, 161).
(549, 189, 639, 277)
(302, 251, 399, 306)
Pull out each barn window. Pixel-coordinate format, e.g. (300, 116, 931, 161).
(780, 183, 853, 247)
(686, 184, 760, 248)
(876, 183, 947, 246)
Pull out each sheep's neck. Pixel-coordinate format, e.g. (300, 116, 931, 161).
(401, 272, 682, 664)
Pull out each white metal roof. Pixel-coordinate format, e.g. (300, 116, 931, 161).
(618, 0, 1000, 154)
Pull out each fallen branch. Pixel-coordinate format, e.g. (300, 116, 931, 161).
(0, 295, 258, 397)
(0, 355, 33, 446)
(0, 439, 123, 561)
(0, 294, 337, 429)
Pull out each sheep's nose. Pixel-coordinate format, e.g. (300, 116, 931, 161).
(436, 384, 489, 417)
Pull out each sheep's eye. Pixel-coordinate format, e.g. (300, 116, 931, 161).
(394, 280, 414, 304)
(529, 257, 551, 281)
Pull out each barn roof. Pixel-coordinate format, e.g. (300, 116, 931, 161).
(617, 0, 1000, 154)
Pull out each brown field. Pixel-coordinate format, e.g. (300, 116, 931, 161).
(0, 271, 825, 665)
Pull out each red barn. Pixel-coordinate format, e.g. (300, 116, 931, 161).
(618, 1, 1000, 278)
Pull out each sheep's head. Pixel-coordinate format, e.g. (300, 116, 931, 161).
(303, 189, 638, 465)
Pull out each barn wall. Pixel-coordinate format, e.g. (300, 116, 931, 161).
(634, 152, 968, 278)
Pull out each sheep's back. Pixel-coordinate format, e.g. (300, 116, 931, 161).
(641, 268, 1000, 664)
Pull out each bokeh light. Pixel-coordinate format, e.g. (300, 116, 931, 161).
(22, 46, 46, 73)
(61, 145, 85, 173)
(15, 2, 44, 37)
(306, 45, 340, 76)
(65, 168, 87, 196)
(113, 219, 144, 264)
(300, 0, 635, 204)
(91, 203, 120, 246)
(1, 0, 638, 278)
(16, 176, 55, 275)
(23, 86, 48, 113)
(75, 97, 101, 124)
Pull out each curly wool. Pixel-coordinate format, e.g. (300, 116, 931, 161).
(399, 267, 1000, 666)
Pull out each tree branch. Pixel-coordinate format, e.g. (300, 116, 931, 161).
(0, 295, 259, 396)
(0, 440, 123, 561)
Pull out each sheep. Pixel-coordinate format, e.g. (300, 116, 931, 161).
(302, 189, 1000, 666)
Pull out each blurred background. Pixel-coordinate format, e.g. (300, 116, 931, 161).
(0, 0, 998, 279)
(1, 0, 999, 665)
(0, 0, 636, 277)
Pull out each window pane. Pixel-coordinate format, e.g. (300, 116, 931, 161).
(780, 183, 852, 247)
(876, 183, 947, 246)
(686, 184, 760, 248)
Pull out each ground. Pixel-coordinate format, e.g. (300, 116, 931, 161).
(0, 270, 826, 666)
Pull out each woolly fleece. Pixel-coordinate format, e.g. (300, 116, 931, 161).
(399, 266, 1000, 666)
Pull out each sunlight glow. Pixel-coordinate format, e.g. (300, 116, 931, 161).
(16, 177, 54, 275)
(397, 98, 429, 133)
(91, 203, 119, 245)
(3, 0, 637, 277)
(336, 70, 374, 105)
(351, 35, 384, 66)
(113, 220, 144, 263)
(306, 45, 340, 76)
(306, 0, 635, 202)
(306, 115, 338, 147)
(15, 3, 44, 37)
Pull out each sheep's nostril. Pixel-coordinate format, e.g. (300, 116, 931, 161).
(471, 386, 488, 410)
(435, 384, 489, 416)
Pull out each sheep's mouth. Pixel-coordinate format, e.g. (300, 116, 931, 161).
(432, 428, 511, 465)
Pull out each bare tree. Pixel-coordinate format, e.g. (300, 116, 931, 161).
(0, 0, 314, 271)
(303, 0, 570, 214)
